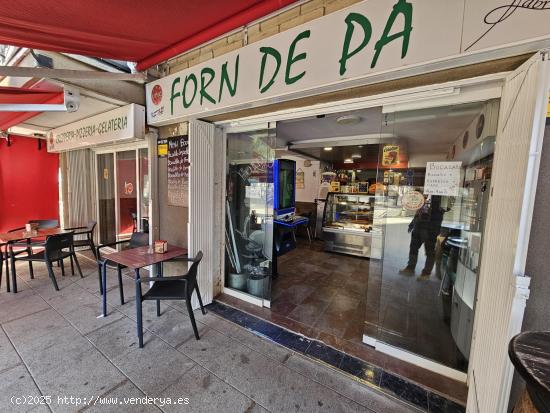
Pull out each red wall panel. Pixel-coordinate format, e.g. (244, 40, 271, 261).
(0, 136, 59, 232)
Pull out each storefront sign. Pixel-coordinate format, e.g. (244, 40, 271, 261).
(47, 104, 145, 152)
(146, 0, 550, 125)
(167, 136, 189, 207)
(424, 162, 462, 197)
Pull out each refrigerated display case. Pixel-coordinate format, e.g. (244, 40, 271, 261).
(322, 193, 381, 258)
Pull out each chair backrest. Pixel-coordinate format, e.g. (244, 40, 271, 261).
(129, 231, 149, 248)
(185, 251, 203, 297)
(87, 220, 97, 231)
(29, 219, 59, 229)
(45, 232, 74, 257)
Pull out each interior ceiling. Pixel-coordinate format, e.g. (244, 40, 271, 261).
(278, 102, 484, 160)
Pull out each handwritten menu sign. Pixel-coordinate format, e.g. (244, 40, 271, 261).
(167, 136, 189, 207)
(424, 162, 462, 196)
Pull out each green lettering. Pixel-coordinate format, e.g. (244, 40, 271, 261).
(285, 30, 310, 85)
(258, 47, 282, 94)
(170, 77, 181, 115)
(371, 0, 413, 68)
(219, 55, 240, 102)
(182, 74, 198, 109)
(200, 67, 216, 105)
(339, 13, 372, 76)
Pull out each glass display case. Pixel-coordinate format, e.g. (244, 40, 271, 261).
(321, 193, 381, 258)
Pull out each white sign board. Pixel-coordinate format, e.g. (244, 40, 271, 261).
(146, 0, 464, 125)
(463, 0, 550, 53)
(146, 0, 550, 126)
(47, 104, 145, 152)
(424, 162, 462, 196)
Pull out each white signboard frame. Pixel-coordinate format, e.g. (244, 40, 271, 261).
(424, 161, 463, 196)
(47, 104, 145, 152)
(146, 0, 550, 126)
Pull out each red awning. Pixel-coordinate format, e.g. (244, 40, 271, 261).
(0, 86, 64, 131)
(0, 0, 297, 71)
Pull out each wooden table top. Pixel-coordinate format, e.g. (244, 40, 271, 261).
(102, 244, 188, 269)
(0, 227, 66, 243)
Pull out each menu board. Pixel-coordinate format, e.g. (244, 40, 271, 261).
(167, 136, 189, 207)
(424, 161, 462, 196)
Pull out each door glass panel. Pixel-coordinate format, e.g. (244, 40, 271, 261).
(225, 127, 276, 302)
(366, 101, 498, 372)
(116, 150, 137, 238)
(97, 153, 116, 244)
(139, 148, 150, 233)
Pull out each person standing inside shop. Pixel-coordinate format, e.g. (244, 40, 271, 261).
(400, 195, 448, 280)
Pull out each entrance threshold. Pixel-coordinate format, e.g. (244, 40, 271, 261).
(212, 295, 467, 412)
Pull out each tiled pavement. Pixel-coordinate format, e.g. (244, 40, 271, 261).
(0, 253, 419, 413)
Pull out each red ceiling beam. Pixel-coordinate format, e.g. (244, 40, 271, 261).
(136, 0, 296, 70)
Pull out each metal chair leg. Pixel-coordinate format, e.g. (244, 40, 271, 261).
(60, 260, 65, 277)
(117, 265, 125, 305)
(10, 251, 17, 293)
(135, 269, 143, 348)
(70, 255, 75, 276)
(186, 299, 200, 340)
(195, 283, 206, 315)
(72, 254, 84, 278)
(46, 261, 59, 291)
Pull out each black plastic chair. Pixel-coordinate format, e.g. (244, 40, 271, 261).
(96, 232, 149, 304)
(135, 251, 205, 347)
(5, 226, 35, 284)
(65, 221, 97, 259)
(10, 232, 83, 291)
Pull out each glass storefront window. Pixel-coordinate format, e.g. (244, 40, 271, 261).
(225, 127, 276, 302)
(116, 150, 137, 237)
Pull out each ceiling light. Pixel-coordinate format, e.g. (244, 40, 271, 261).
(336, 115, 361, 125)
(344, 158, 353, 164)
(351, 153, 361, 159)
(324, 147, 332, 151)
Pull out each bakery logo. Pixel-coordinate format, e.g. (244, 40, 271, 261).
(466, 0, 550, 51)
(151, 84, 163, 105)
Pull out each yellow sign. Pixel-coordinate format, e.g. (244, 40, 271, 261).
(547, 96, 550, 118)
(382, 145, 400, 166)
(157, 139, 168, 157)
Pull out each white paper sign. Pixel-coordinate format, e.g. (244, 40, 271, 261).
(424, 162, 462, 196)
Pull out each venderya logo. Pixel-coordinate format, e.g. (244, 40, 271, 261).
(151, 84, 163, 106)
(466, 0, 550, 51)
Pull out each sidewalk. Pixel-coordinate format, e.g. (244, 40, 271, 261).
(0, 253, 418, 412)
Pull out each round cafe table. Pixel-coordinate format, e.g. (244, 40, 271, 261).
(509, 331, 550, 412)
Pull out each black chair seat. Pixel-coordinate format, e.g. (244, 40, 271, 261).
(143, 279, 187, 300)
(17, 250, 72, 262)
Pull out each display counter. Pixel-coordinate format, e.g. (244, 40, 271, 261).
(321, 193, 381, 258)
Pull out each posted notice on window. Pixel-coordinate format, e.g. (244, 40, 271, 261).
(424, 162, 462, 196)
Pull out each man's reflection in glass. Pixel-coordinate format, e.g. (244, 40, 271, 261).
(400, 195, 452, 280)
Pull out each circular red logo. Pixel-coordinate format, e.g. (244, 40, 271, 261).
(151, 85, 163, 105)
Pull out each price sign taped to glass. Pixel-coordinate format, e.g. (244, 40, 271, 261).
(424, 162, 462, 197)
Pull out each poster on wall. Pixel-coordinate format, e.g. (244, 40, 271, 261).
(296, 169, 305, 189)
(167, 136, 189, 207)
(382, 145, 400, 166)
(157, 139, 168, 157)
(424, 161, 462, 196)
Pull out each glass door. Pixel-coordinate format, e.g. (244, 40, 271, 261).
(116, 150, 137, 238)
(96, 146, 149, 245)
(224, 124, 276, 305)
(365, 101, 498, 375)
(97, 153, 116, 244)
